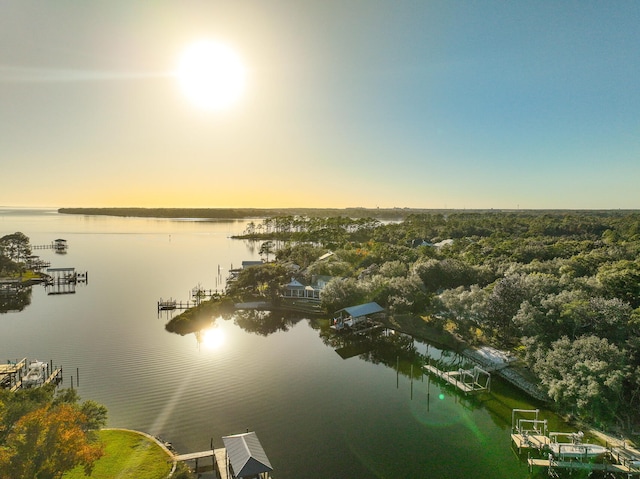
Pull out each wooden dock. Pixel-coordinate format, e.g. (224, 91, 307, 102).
(174, 448, 229, 479)
(158, 286, 218, 315)
(44, 367, 63, 386)
(423, 364, 490, 394)
(528, 457, 640, 475)
(32, 243, 67, 252)
(511, 433, 550, 452)
(0, 358, 26, 389)
(157, 299, 196, 313)
(10, 367, 62, 392)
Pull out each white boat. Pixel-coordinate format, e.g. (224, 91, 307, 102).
(547, 431, 608, 458)
(22, 360, 47, 387)
(549, 442, 608, 458)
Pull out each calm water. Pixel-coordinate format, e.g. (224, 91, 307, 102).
(0, 209, 554, 478)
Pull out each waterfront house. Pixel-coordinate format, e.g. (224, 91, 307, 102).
(282, 275, 332, 302)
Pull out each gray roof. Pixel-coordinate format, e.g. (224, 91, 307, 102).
(222, 432, 273, 478)
(285, 278, 305, 289)
(336, 301, 385, 318)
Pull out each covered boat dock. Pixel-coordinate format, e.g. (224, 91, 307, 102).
(222, 431, 273, 478)
(174, 431, 273, 479)
(331, 301, 385, 331)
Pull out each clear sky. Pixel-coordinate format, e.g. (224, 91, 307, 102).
(1, 1, 639, 209)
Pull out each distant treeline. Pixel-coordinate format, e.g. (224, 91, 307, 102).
(58, 207, 448, 220)
(57, 207, 634, 221)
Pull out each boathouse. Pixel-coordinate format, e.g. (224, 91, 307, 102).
(332, 301, 385, 330)
(222, 432, 273, 479)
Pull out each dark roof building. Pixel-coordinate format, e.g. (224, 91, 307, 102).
(222, 432, 273, 479)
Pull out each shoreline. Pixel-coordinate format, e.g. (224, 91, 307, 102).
(461, 346, 550, 402)
(102, 428, 177, 478)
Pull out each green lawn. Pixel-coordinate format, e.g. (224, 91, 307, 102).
(63, 429, 174, 479)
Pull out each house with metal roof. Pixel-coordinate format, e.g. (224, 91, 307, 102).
(221, 431, 273, 479)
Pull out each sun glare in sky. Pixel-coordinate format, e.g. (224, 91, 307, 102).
(176, 40, 247, 111)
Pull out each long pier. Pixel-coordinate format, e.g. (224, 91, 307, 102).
(157, 299, 196, 313)
(158, 286, 220, 315)
(32, 239, 68, 253)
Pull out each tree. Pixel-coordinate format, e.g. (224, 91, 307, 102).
(434, 285, 488, 338)
(597, 260, 640, 308)
(0, 232, 31, 264)
(226, 263, 289, 303)
(484, 274, 528, 340)
(378, 260, 408, 278)
(259, 241, 275, 262)
(533, 335, 627, 425)
(320, 277, 364, 313)
(275, 243, 326, 269)
(0, 404, 104, 479)
(412, 258, 487, 293)
(0, 232, 32, 276)
(0, 387, 107, 479)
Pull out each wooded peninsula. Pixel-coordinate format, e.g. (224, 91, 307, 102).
(61, 208, 640, 435)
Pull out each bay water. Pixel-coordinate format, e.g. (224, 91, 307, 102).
(0, 208, 552, 478)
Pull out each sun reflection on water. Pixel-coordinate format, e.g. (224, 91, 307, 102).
(199, 325, 226, 350)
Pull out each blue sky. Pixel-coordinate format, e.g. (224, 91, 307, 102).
(1, 1, 639, 209)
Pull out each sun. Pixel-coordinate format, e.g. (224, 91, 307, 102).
(176, 40, 247, 111)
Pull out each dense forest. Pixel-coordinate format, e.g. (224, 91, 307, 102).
(226, 211, 640, 432)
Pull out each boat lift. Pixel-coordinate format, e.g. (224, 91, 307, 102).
(511, 409, 549, 452)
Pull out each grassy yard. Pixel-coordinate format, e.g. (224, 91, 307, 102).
(63, 429, 174, 479)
